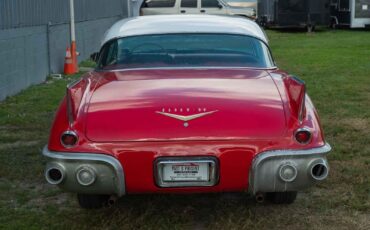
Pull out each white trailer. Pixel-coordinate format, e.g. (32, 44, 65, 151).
(330, 0, 370, 28)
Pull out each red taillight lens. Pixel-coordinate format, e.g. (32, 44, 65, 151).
(294, 128, 312, 144)
(60, 131, 78, 148)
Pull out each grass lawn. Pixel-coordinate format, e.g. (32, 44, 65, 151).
(0, 29, 369, 229)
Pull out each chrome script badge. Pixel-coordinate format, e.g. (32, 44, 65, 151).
(156, 109, 218, 127)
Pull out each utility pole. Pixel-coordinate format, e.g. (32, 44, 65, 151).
(69, 0, 78, 73)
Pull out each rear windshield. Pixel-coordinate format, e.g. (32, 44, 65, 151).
(97, 33, 274, 70)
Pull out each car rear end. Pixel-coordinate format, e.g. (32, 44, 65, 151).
(42, 15, 330, 208)
(43, 68, 330, 208)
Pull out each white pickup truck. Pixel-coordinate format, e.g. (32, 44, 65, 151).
(140, 0, 257, 19)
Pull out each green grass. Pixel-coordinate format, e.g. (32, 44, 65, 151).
(0, 29, 369, 229)
(79, 59, 97, 68)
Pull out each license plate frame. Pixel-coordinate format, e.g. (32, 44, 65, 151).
(155, 157, 219, 187)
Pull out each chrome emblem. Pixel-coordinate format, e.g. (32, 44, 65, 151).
(156, 109, 218, 127)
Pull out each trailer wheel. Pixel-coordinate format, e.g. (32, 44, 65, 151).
(307, 25, 315, 33)
(258, 16, 268, 28)
(330, 19, 337, 29)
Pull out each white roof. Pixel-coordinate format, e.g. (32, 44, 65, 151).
(101, 15, 268, 46)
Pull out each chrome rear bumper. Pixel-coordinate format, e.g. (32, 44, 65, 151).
(249, 143, 331, 194)
(42, 146, 125, 197)
(43, 143, 330, 196)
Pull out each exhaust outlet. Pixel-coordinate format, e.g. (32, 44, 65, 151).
(310, 161, 329, 181)
(255, 192, 265, 203)
(107, 195, 118, 207)
(45, 164, 65, 185)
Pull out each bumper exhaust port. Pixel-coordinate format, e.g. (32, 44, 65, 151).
(310, 162, 329, 181)
(45, 166, 65, 185)
(255, 192, 265, 203)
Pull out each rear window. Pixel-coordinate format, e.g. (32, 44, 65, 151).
(98, 33, 274, 70)
(142, 0, 176, 8)
(201, 0, 220, 8)
(181, 0, 198, 7)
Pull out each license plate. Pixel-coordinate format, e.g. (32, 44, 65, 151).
(162, 162, 209, 182)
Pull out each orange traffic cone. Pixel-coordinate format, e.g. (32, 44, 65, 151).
(64, 47, 76, 75)
(71, 41, 79, 73)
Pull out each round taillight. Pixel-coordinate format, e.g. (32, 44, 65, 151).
(294, 128, 312, 144)
(60, 131, 78, 148)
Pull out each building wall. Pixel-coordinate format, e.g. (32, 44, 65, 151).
(0, 26, 48, 100)
(0, 0, 128, 30)
(0, 0, 131, 101)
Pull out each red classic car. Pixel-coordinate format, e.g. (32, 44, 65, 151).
(43, 15, 331, 209)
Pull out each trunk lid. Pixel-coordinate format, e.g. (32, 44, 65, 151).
(85, 69, 286, 142)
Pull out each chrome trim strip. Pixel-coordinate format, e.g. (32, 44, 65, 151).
(42, 146, 125, 196)
(66, 78, 82, 126)
(66, 77, 83, 89)
(66, 88, 74, 126)
(95, 66, 278, 73)
(298, 91, 306, 124)
(290, 76, 306, 124)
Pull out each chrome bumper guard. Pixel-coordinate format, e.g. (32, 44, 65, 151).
(249, 143, 331, 194)
(42, 146, 125, 197)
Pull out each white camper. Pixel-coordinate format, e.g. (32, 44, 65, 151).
(330, 0, 370, 28)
